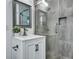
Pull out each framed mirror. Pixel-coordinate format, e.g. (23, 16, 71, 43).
(13, 0, 32, 28)
(35, 10, 48, 35)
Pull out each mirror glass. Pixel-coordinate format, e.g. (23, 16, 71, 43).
(13, 0, 32, 27)
(35, 10, 48, 35)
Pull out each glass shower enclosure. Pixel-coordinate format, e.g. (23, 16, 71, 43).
(35, 9, 49, 35)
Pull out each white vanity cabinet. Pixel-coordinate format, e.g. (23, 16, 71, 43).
(12, 35, 46, 59)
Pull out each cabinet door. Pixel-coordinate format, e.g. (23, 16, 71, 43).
(25, 42, 36, 59)
(35, 41, 44, 59)
(28, 43, 35, 59)
(12, 40, 20, 59)
(12, 48, 17, 59)
(26, 40, 45, 59)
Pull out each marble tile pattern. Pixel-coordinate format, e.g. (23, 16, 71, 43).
(46, 0, 73, 59)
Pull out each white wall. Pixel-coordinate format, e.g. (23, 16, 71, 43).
(6, 0, 35, 59)
(6, 0, 13, 59)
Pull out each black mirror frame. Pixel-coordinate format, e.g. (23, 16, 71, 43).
(13, 0, 32, 28)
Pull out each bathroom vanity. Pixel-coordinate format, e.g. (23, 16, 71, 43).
(12, 35, 46, 59)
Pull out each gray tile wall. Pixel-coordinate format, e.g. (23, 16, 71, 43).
(46, 0, 73, 59)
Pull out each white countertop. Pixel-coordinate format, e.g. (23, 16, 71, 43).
(14, 35, 45, 41)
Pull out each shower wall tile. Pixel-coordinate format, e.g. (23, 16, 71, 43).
(57, 39, 73, 56)
(57, 16, 73, 42)
(59, 0, 73, 17)
(66, 16, 73, 42)
(62, 56, 73, 59)
(46, 0, 59, 35)
(46, 35, 57, 51)
(46, 0, 73, 59)
(61, 43, 72, 58)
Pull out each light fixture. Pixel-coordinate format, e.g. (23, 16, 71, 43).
(36, 0, 49, 12)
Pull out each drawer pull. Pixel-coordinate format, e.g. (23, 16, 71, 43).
(35, 44, 39, 52)
(12, 45, 19, 51)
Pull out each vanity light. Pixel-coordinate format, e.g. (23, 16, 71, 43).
(37, 0, 48, 7)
